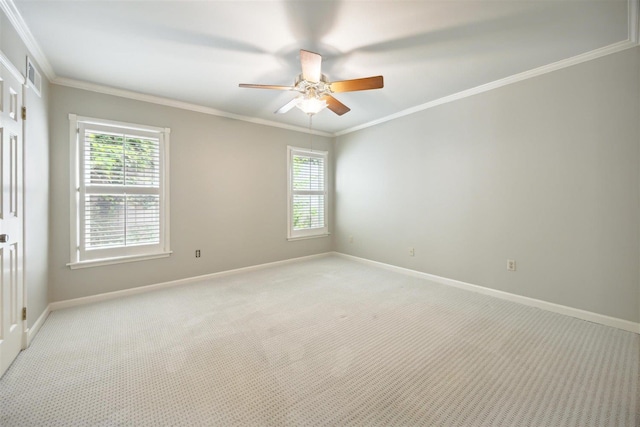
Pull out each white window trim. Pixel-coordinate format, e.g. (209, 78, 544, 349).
(287, 146, 329, 240)
(67, 114, 171, 269)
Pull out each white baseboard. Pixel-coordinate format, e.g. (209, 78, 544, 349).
(24, 304, 51, 348)
(34, 250, 639, 345)
(333, 252, 640, 334)
(49, 252, 333, 311)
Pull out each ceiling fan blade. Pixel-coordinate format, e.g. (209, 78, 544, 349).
(329, 76, 384, 93)
(300, 49, 322, 83)
(275, 97, 300, 114)
(239, 83, 294, 90)
(322, 95, 350, 116)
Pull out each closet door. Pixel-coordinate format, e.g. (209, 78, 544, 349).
(0, 61, 24, 378)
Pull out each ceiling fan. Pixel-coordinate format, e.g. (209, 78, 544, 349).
(239, 49, 384, 116)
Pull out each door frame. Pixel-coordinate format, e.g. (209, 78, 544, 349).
(20, 81, 27, 350)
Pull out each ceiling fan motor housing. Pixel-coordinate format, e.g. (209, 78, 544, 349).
(295, 73, 332, 99)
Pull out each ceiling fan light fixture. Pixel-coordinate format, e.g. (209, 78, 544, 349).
(239, 49, 383, 117)
(296, 96, 327, 115)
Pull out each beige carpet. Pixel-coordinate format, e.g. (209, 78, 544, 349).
(1, 255, 638, 426)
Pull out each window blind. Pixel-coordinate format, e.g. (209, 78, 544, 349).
(289, 148, 328, 238)
(84, 194, 160, 249)
(81, 124, 163, 252)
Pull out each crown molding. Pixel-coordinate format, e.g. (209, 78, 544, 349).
(336, 0, 640, 137)
(53, 77, 333, 137)
(335, 38, 639, 137)
(0, 0, 56, 80)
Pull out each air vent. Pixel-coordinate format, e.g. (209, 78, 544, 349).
(26, 57, 41, 97)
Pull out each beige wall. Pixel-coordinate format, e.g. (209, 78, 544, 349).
(1, 12, 50, 328)
(49, 85, 333, 301)
(334, 47, 640, 323)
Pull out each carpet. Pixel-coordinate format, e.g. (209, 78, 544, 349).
(1, 256, 637, 425)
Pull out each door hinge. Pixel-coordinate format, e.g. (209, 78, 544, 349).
(22, 307, 27, 321)
(21, 106, 26, 121)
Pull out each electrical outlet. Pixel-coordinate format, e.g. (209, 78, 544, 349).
(507, 259, 516, 271)
(196, 250, 201, 258)
(409, 247, 415, 256)
(349, 235, 353, 243)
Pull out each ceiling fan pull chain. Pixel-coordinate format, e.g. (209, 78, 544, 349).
(309, 113, 313, 154)
(309, 113, 314, 192)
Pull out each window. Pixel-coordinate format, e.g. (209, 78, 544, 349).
(287, 146, 328, 240)
(69, 115, 171, 268)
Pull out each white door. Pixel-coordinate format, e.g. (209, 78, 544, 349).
(0, 61, 24, 377)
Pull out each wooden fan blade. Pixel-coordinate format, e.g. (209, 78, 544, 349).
(275, 97, 300, 114)
(329, 76, 384, 93)
(239, 83, 294, 90)
(300, 49, 322, 83)
(322, 95, 350, 116)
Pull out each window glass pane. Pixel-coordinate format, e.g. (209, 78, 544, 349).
(126, 195, 160, 245)
(125, 136, 160, 187)
(84, 194, 161, 249)
(293, 194, 325, 230)
(84, 131, 124, 185)
(85, 194, 125, 249)
(293, 155, 324, 191)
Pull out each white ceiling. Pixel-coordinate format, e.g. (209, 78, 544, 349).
(12, 0, 634, 134)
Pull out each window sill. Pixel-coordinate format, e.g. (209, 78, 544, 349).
(67, 251, 173, 270)
(287, 233, 330, 242)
